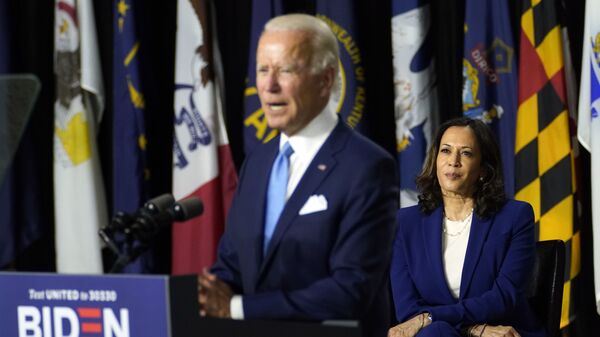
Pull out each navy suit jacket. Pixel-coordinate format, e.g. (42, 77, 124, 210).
(212, 120, 398, 337)
(391, 200, 546, 337)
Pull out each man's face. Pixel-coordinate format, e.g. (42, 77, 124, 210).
(256, 30, 333, 136)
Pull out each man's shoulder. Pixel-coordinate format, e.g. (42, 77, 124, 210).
(243, 137, 279, 162)
(335, 123, 394, 163)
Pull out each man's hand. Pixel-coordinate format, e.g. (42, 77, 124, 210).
(197, 269, 234, 318)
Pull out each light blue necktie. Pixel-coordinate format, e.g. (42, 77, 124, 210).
(263, 142, 294, 255)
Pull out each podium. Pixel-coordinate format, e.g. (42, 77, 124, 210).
(0, 272, 361, 337)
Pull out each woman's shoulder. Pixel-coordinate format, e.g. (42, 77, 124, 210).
(398, 204, 421, 212)
(397, 204, 423, 218)
(396, 205, 426, 238)
(494, 199, 535, 228)
(500, 199, 534, 214)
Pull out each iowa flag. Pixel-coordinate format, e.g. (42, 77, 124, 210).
(516, 0, 578, 326)
(577, 0, 600, 315)
(172, 0, 237, 274)
(54, 0, 106, 273)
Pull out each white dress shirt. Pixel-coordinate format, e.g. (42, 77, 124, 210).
(230, 106, 338, 319)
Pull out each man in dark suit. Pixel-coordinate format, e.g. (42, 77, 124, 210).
(198, 13, 398, 337)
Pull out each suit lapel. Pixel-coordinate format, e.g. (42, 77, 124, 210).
(257, 121, 348, 282)
(247, 138, 279, 285)
(422, 208, 456, 302)
(459, 213, 493, 298)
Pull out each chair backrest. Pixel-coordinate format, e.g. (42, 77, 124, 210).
(527, 240, 565, 337)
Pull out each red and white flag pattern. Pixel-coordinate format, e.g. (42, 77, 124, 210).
(172, 0, 237, 274)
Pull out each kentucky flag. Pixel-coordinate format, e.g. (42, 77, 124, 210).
(462, 0, 518, 197)
(316, 0, 367, 134)
(392, 0, 438, 206)
(113, 0, 151, 272)
(242, 0, 284, 154)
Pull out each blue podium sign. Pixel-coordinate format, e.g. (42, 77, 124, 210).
(0, 272, 171, 337)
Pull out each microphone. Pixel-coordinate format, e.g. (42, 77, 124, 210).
(100, 193, 177, 251)
(102, 193, 175, 233)
(172, 197, 204, 221)
(100, 194, 204, 273)
(129, 196, 204, 242)
(144, 193, 175, 214)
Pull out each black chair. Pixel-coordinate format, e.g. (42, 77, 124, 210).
(528, 240, 565, 337)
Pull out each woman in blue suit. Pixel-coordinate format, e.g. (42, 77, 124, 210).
(389, 117, 546, 337)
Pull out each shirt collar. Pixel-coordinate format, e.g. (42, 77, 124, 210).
(279, 105, 338, 159)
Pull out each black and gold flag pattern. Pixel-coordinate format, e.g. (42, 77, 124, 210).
(516, 0, 578, 328)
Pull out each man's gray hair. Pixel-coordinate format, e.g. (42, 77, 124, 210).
(263, 14, 339, 79)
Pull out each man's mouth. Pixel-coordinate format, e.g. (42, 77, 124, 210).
(267, 103, 286, 111)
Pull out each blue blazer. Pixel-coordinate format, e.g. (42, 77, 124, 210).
(391, 200, 546, 337)
(212, 120, 398, 337)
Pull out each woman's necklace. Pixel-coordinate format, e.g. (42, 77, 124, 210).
(443, 208, 474, 237)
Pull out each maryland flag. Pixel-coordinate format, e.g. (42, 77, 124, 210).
(516, 0, 578, 327)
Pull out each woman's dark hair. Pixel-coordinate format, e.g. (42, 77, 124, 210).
(416, 117, 506, 218)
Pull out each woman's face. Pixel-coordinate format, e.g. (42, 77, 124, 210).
(436, 126, 482, 199)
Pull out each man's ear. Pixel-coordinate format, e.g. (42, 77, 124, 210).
(320, 66, 335, 97)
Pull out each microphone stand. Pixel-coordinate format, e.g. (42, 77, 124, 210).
(99, 212, 152, 274)
(99, 195, 204, 273)
(102, 207, 167, 273)
(108, 241, 150, 274)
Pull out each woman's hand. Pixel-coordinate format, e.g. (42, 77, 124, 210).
(388, 313, 430, 337)
(469, 324, 521, 337)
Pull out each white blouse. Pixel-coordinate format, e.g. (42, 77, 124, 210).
(442, 211, 473, 299)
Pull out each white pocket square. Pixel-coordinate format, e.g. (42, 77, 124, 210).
(299, 194, 328, 215)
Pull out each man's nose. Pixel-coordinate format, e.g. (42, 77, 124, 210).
(265, 72, 281, 92)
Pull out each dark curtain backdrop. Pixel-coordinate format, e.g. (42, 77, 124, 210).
(2, 0, 598, 334)
(93, 0, 177, 273)
(3, 0, 55, 271)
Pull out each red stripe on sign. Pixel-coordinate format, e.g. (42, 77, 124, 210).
(81, 322, 102, 333)
(77, 308, 101, 318)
